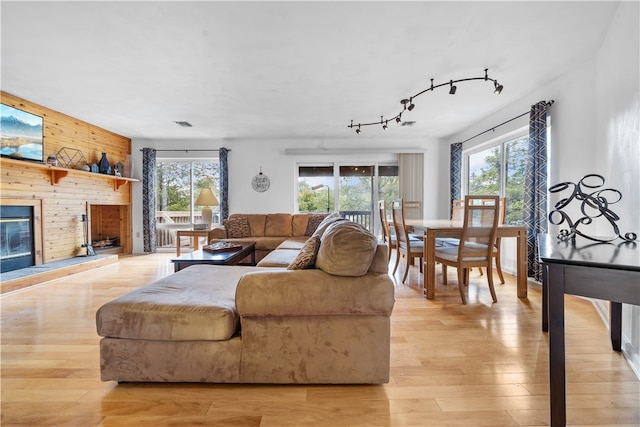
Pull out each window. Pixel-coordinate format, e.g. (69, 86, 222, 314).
(465, 133, 528, 225)
(298, 166, 334, 213)
(156, 160, 220, 248)
(297, 163, 398, 233)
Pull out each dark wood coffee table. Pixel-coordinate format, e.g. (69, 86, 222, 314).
(171, 242, 256, 272)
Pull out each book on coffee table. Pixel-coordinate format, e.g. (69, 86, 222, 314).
(203, 242, 243, 254)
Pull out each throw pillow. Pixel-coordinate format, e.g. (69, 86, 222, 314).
(287, 236, 321, 270)
(315, 221, 377, 276)
(304, 214, 327, 236)
(224, 217, 251, 238)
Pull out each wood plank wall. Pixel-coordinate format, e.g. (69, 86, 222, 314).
(1, 91, 133, 264)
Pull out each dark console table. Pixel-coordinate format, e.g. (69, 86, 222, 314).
(538, 234, 640, 427)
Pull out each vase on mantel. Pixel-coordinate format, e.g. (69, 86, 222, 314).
(98, 153, 111, 174)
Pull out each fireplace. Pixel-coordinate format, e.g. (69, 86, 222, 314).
(89, 204, 130, 254)
(1, 205, 35, 273)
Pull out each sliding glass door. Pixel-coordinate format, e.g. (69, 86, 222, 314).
(156, 160, 219, 249)
(297, 163, 398, 234)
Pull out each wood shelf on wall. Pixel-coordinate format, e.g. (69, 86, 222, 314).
(0, 157, 138, 190)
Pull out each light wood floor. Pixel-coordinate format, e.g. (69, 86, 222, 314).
(1, 253, 638, 426)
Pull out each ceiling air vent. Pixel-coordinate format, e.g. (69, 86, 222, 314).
(401, 121, 416, 127)
(174, 121, 192, 127)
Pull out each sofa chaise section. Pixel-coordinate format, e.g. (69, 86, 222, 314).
(97, 265, 262, 382)
(96, 243, 394, 383)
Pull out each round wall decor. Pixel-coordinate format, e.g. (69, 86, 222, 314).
(251, 169, 270, 192)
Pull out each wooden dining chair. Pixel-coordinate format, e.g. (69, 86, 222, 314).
(434, 195, 500, 304)
(477, 197, 506, 284)
(377, 200, 396, 261)
(440, 197, 506, 285)
(391, 199, 424, 284)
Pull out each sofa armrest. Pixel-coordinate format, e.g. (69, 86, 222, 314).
(208, 226, 227, 241)
(236, 269, 394, 317)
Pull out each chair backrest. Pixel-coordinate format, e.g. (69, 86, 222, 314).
(391, 199, 410, 248)
(451, 199, 465, 221)
(403, 200, 422, 221)
(454, 197, 505, 224)
(478, 197, 506, 225)
(377, 200, 390, 243)
(458, 195, 500, 259)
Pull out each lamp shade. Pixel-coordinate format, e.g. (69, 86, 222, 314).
(195, 188, 219, 207)
(195, 189, 218, 227)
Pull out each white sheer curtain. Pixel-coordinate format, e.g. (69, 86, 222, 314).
(398, 153, 424, 220)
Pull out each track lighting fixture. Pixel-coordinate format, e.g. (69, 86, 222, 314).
(348, 68, 504, 133)
(401, 98, 415, 111)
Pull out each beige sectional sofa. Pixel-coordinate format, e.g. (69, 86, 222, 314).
(208, 212, 328, 262)
(96, 216, 395, 384)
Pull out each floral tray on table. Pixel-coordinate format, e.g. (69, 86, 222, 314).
(202, 242, 243, 254)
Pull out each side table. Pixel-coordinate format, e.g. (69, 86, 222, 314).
(176, 229, 212, 256)
(538, 234, 640, 427)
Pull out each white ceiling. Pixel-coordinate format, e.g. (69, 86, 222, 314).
(1, 1, 620, 142)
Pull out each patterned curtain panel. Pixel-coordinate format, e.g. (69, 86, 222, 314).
(219, 147, 229, 221)
(523, 101, 550, 281)
(450, 142, 463, 218)
(142, 148, 157, 253)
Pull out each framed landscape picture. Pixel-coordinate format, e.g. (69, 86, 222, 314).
(1, 104, 44, 163)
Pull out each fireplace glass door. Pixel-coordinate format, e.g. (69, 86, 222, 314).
(0, 206, 34, 273)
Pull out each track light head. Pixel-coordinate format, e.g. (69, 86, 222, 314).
(395, 114, 402, 124)
(407, 103, 415, 111)
(494, 82, 504, 94)
(355, 124, 361, 134)
(449, 80, 457, 95)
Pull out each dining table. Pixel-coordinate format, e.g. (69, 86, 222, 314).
(405, 219, 528, 300)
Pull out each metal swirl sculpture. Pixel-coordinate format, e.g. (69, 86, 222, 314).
(548, 174, 637, 243)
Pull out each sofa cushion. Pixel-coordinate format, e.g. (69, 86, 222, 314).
(287, 236, 321, 270)
(224, 217, 251, 238)
(312, 212, 347, 238)
(305, 214, 327, 236)
(256, 248, 298, 267)
(292, 214, 310, 236)
(96, 265, 263, 341)
(253, 237, 289, 251)
(230, 214, 267, 237)
(275, 237, 309, 250)
(316, 221, 378, 277)
(368, 244, 390, 274)
(265, 213, 293, 237)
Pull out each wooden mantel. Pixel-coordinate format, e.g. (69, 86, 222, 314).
(1, 157, 138, 190)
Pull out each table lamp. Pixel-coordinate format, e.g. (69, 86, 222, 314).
(195, 188, 219, 227)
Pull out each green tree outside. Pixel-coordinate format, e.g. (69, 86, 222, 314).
(467, 137, 527, 225)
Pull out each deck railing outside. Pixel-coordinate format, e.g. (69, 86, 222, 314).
(156, 211, 221, 248)
(339, 210, 372, 231)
